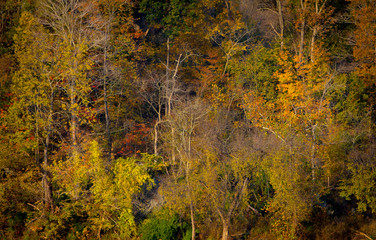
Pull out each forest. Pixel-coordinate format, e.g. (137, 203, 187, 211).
(0, 0, 375, 239)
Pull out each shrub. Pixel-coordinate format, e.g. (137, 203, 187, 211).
(140, 212, 180, 240)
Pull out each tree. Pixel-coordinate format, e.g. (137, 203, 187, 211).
(228, 44, 278, 101)
(90, 0, 139, 161)
(139, 0, 197, 37)
(11, 10, 58, 212)
(139, 37, 194, 160)
(208, 17, 253, 77)
(50, 140, 154, 239)
(350, 0, 376, 126)
(350, 0, 376, 87)
(161, 98, 209, 240)
(196, 108, 264, 240)
(39, 0, 95, 155)
(241, 47, 334, 237)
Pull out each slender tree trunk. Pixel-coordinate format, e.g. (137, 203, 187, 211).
(190, 199, 195, 240)
(310, 0, 322, 63)
(165, 38, 178, 164)
(104, 76, 111, 161)
(103, 66, 111, 162)
(154, 122, 159, 156)
(292, 205, 298, 237)
(70, 82, 78, 153)
(43, 144, 53, 212)
(310, 27, 317, 62)
(166, 38, 174, 164)
(35, 109, 39, 165)
(153, 84, 163, 156)
(153, 117, 162, 156)
(222, 55, 230, 77)
(171, 127, 176, 164)
(276, 0, 284, 49)
(298, 0, 306, 63)
(103, 23, 112, 162)
(187, 140, 195, 240)
(166, 38, 170, 116)
(299, 20, 305, 63)
(97, 222, 102, 239)
(311, 125, 317, 181)
(186, 162, 195, 240)
(70, 50, 78, 153)
(221, 219, 229, 240)
(43, 93, 54, 212)
(216, 207, 230, 240)
(70, 49, 80, 156)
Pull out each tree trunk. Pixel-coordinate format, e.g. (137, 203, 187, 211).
(42, 164, 53, 212)
(43, 95, 54, 212)
(103, 23, 112, 162)
(310, 27, 317, 62)
(310, 0, 322, 63)
(43, 135, 52, 211)
(292, 206, 298, 237)
(70, 76, 78, 154)
(190, 200, 195, 240)
(298, 0, 306, 63)
(276, 0, 284, 49)
(311, 124, 317, 181)
(154, 121, 159, 156)
(171, 127, 176, 164)
(104, 76, 111, 161)
(186, 162, 195, 240)
(299, 20, 305, 63)
(221, 220, 229, 240)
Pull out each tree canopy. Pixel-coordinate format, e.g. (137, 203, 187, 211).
(0, 0, 375, 239)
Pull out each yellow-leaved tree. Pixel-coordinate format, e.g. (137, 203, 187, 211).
(49, 140, 154, 239)
(10, 10, 59, 213)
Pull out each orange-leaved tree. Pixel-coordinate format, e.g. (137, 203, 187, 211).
(242, 46, 333, 238)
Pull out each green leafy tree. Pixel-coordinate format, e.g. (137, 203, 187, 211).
(140, 210, 181, 240)
(140, 0, 197, 37)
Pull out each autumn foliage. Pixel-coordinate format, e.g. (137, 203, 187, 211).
(0, 0, 376, 239)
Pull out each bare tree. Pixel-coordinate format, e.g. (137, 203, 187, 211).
(162, 98, 209, 240)
(139, 39, 194, 159)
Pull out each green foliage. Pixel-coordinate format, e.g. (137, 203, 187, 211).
(228, 44, 279, 100)
(340, 163, 376, 213)
(328, 72, 376, 215)
(182, 228, 192, 240)
(139, 0, 197, 36)
(330, 73, 369, 125)
(140, 211, 180, 240)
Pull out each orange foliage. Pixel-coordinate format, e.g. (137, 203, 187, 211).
(117, 123, 151, 156)
(351, 0, 376, 87)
